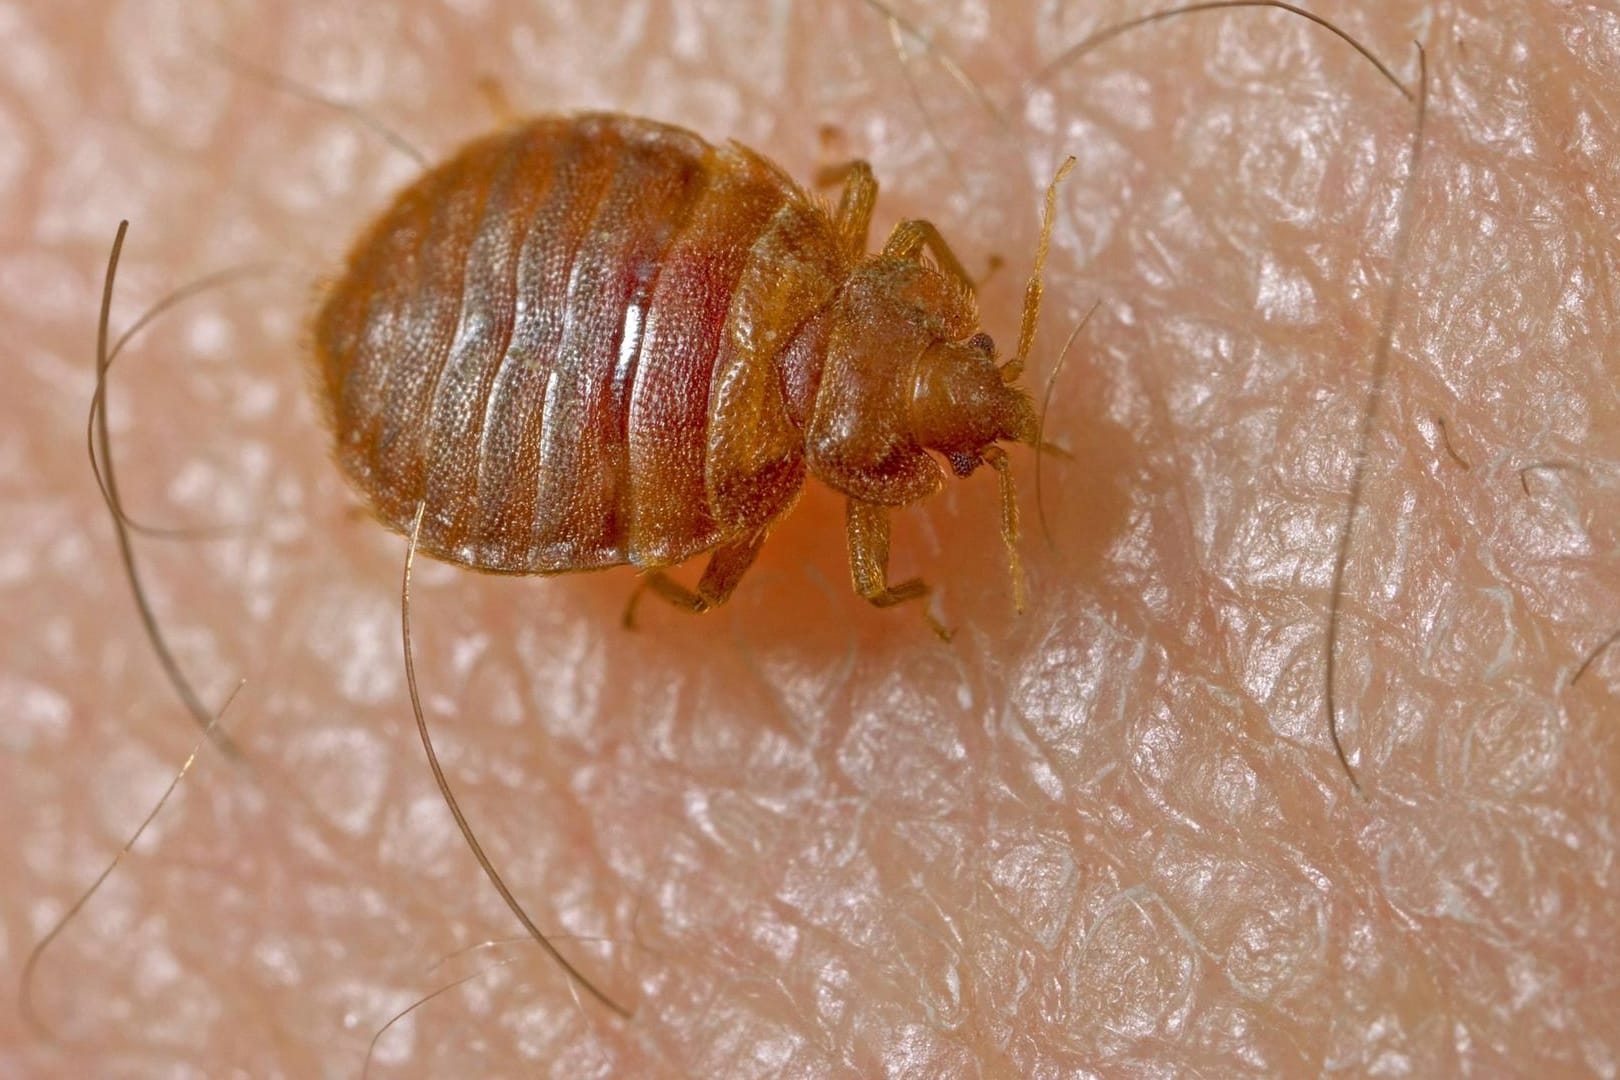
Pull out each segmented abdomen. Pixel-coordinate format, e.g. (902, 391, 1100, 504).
(314, 113, 810, 573)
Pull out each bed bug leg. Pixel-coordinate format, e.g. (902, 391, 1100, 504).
(846, 498, 951, 641)
(622, 529, 770, 629)
(830, 160, 878, 259)
(882, 218, 976, 292)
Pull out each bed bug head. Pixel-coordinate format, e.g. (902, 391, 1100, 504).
(910, 156, 1075, 613)
(904, 326, 1035, 613)
(806, 157, 1073, 614)
(807, 256, 1020, 503)
(910, 330, 1037, 477)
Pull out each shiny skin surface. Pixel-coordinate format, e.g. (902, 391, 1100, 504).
(20, 2, 1617, 1075)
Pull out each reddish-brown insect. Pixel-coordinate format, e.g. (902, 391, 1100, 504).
(313, 112, 1070, 628)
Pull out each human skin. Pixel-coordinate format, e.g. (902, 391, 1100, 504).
(6, 0, 1618, 1075)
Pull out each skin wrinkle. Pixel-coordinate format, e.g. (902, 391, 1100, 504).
(6, 0, 1620, 1074)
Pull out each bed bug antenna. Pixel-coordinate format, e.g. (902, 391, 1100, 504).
(1004, 156, 1076, 386)
(966, 154, 1076, 615)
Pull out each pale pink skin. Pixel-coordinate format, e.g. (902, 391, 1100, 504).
(7, 1, 1619, 1075)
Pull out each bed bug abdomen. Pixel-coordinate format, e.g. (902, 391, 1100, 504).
(313, 113, 841, 575)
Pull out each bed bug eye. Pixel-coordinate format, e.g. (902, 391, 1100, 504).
(947, 451, 981, 478)
(967, 332, 994, 357)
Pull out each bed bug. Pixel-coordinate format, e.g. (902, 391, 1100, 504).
(313, 112, 1070, 630)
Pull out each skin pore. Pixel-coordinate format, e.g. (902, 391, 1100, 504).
(7, 0, 1619, 1074)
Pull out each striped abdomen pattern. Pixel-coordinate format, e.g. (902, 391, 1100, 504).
(313, 113, 838, 574)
